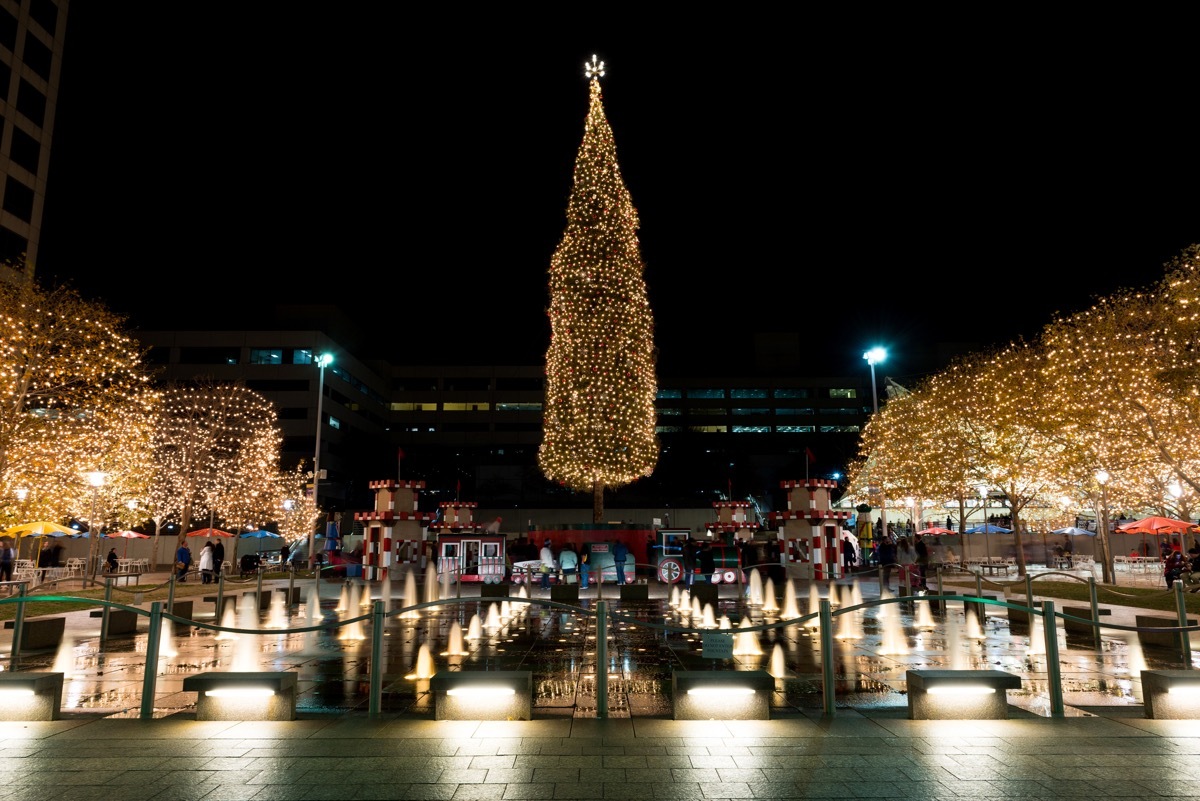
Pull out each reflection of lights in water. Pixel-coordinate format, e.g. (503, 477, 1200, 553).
(442, 621, 468, 656)
(405, 643, 436, 679)
(747, 571, 763, 606)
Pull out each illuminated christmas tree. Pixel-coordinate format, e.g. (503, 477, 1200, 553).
(538, 56, 659, 523)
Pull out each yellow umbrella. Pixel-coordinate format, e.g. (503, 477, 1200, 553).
(4, 521, 77, 562)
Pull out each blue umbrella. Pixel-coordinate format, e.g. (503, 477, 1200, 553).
(240, 529, 281, 554)
(965, 524, 1012, 534)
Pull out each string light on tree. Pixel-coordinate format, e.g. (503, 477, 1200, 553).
(539, 57, 659, 523)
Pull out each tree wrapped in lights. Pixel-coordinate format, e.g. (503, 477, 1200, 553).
(538, 57, 659, 522)
(148, 380, 283, 546)
(0, 278, 156, 527)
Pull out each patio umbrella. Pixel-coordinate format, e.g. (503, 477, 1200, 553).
(105, 529, 150, 558)
(965, 524, 1012, 560)
(4, 521, 78, 561)
(185, 527, 234, 538)
(240, 529, 281, 554)
(916, 526, 957, 536)
(1052, 526, 1096, 536)
(1115, 516, 1197, 557)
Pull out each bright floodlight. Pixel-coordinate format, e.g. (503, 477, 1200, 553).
(863, 347, 887, 366)
(316, 353, 333, 368)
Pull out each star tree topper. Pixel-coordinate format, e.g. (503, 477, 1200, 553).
(585, 54, 605, 80)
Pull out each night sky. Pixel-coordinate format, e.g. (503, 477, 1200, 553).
(34, 9, 1199, 384)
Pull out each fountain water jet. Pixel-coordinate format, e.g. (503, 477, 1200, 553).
(215, 605, 238, 640)
(699, 604, 717, 629)
(158, 617, 178, 657)
(231, 600, 261, 670)
(381, 575, 393, 614)
(769, 643, 788, 678)
(405, 642, 436, 679)
(915, 598, 936, 630)
(747, 571, 763, 605)
(400, 571, 420, 618)
(877, 599, 907, 655)
(51, 634, 81, 677)
(733, 618, 763, 655)
(762, 577, 778, 612)
(485, 602, 502, 630)
(466, 613, 482, 640)
(782, 579, 801, 620)
(424, 565, 439, 603)
(265, 591, 288, 629)
(805, 583, 821, 629)
(442, 621, 468, 656)
(946, 613, 967, 669)
(339, 583, 366, 641)
(718, 614, 731, 629)
(335, 584, 350, 613)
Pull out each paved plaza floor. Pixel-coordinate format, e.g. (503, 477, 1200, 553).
(0, 569, 1194, 800)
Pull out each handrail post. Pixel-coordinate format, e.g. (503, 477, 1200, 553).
(140, 602, 162, 720)
(256, 567, 264, 599)
(1088, 575, 1102, 650)
(1174, 579, 1192, 665)
(101, 578, 113, 643)
(167, 571, 177, 611)
(975, 572, 983, 597)
(595, 599, 608, 719)
(819, 597, 836, 717)
(1042, 600, 1064, 717)
(288, 563, 296, 608)
(370, 600, 384, 716)
(10, 582, 26, 667)
(1025, 574, 1034, 612)
(216, 572, 225, 621)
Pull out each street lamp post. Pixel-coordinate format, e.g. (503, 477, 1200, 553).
(84, 471, 108, 586)
(13, 488, 28, 561)
(863, 347, 887, 534)
(308, 352, 333, 571)
(1096, 470, 1112, 583)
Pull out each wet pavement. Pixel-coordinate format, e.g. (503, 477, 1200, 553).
(2, 567, 1195, 720)
(0, 570, 1197, 800)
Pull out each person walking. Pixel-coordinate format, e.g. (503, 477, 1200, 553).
(539, 540, 555, 590)
(841, 535, 856, 575)
(612, 540, 629, 585)
(914, 536, 929, 590)
(199, 540, 215, 584)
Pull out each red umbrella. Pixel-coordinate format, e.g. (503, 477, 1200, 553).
(1115, 516, 1197, 535)
(916, 526, 957, 536)
(105, 529, 150, 557)
(185, 527, 234, 538)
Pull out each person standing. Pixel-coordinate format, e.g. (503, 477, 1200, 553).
(896, 537, 916, 592)
(105, 547, 119, 574)
(559, 543, 578, 584)
(213, 538, 225, 576)
(199, 540, 215, 584)
(0, 538, 13, 589)
(579, 548, 590, 589)
(914, 536, 929, 590)
(877, 535, 897, 592)
(280, 539, 290, 566)
(682, 538, 698, 587)
(539, 540, 555, 590)
(699, 541, 716, 584)
(612, 540, 629, 585)
(175, 541, 192, 582)
(841, 535, 855, 575)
